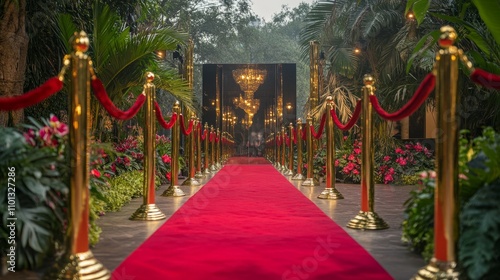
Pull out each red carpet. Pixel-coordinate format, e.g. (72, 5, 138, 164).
(226, 156, 271, 165)
(112, 164, 392, 280)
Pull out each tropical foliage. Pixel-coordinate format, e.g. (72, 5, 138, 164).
(402, 127, 500, 279)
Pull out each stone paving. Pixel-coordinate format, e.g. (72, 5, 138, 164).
(3, 164, 426, 280)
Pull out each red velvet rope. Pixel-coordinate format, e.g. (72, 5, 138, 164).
(215, 136, 220, 143)
(179, 114, 194, 135)
(470, 68, 500, 89)
(155, 102, 177, 129)
(292, 128, 297, 144)
(0, 77, 63, 111)
(370, 73, 435, 121)
(301, 124, 307, 141)
(201, 128, 208, 141)
(210, 132, 215, 142)
(91, 78, 145, 120)
(330, 100, 362, 131)
(283, 135, 289, 146)
(310, 113, 327, 139)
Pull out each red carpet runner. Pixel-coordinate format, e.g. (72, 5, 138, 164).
(112, 161, 392, 280)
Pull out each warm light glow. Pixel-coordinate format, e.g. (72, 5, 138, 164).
(407, 11, 414, 19)
(286, 102, 292, 110)
(354, 48, 361, 54)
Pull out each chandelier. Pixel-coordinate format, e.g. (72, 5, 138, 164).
(232, 67, 267, 100)
(232, 66, 267, 126)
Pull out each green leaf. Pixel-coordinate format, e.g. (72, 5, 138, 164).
(472, 0, 500, 46)
(412, 0, 431, 25)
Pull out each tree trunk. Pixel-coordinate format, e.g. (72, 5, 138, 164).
(0, 0, 28, 126)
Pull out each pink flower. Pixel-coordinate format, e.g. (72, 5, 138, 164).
(383, 156, 391, 162)
(39, 126, 54, 147)
(334, 159, 339, 167)
(395, 148, 404, 154)
(162, 154, 171, 164)
(111, 163, 117, 173)
(23, 129, 36, 146)
(384, 174, 394, 184)
(348, 154, 356, 161)
(354, 148, 361, 154)
(165, 172, 171, 181)
(414, 143, 423, 152)
(91, 169, 101, 178)
(428, 170, 436, 179)
(419, 171, 428, 179)
(352, 169, 359, 175)
(396, 157, 407, 166)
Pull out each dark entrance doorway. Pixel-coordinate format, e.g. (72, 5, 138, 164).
(202, 64, 296, 157)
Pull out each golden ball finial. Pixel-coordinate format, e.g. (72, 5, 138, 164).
(363, 74, 375, 86)
(72, 31, 89, 52)
(439, 26, 457, 48)
(146, 72, 155, 82)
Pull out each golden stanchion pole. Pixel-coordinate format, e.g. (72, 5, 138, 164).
(281, 127, 287, 173)
(347, 75, 388, 230)
(318, 96, 344, 199)
(216, 128, 222, 169)
(284, 123, 294, 176)
(309, 40, 320, 110)
(292, 119, 305, 180)
(161, 101, 186, 197)
(302, 114, 319, 186)
(130, 73, 167, 220)
(195, 118, 204, 178)
(182, 114, 201, 186)
(276, 132, 281, 170)
(44, 31, 110, 280)
(412, 26, 460, 280)
(210, 126, 217, 172)
(203, 123, 211, 174)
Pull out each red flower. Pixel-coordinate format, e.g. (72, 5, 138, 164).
(414, 143, 424, 152)
(162, 154, 172, 164)
(348, 154, 356, 161)
(335, 159, 339, 167)
(383, 156, 391, 162)
(395, 148, 404, 154)
(91, 169, 101, 178)
(354, 148, 361, 154)
(352, 169, 360, 175)
(396, 157, 407, 166)
(165, 172, 171, 181)
(23, 129, 36, 146)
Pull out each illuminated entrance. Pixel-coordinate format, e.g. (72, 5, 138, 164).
(202, 64, 296, 157)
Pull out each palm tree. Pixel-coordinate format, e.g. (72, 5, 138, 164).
(300, 0, 425, 142)
(57, 2, 193, 138)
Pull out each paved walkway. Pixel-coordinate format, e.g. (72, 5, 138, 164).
(4, 164, 426, 280)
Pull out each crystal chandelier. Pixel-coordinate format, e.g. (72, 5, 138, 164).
(232, 66, 267, 125)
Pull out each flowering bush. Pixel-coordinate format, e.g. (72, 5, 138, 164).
(313, 135, 435, 185)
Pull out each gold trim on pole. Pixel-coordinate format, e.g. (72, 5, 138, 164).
(281, 126, 287, 173)
(412, 26, 460, 280)
(203, 123, 211, 174)
(309, 41, 319, 110)
(347, 75, 388, 230)
(210, 126, 217, 172)
(302, 114, 319, 186)
(318, 96, 343, 199)
(44, 31, 110, 280)
(292, 119, 305, 180)
(276, 132, 282, 170)
(182, 114, 201, 186)
(161, 101, 186, 197)
(284, 123, 294, 176)
(130, 73, 166, 220)
(195, 118, 204, 178)
(216, 128, 222, 169)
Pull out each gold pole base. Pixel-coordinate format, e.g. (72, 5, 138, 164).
(347, 211, 389, 230)
(204, 168, 211, 175)
(301, 177, 319, 186)
(161, 186, 186, 197)
(283, 169, 294, 176)
(130, 204, 166, 221)
(210, 165, 217, 172)
(43, 250, 110, 280)
(317, 188, 344, 199)
(195, 171, 204, 179)
(182, 177, 201, 186)
(216, 162, 222, 169)
(412, 258, 460, 280)
(292, 173, 305, 180)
